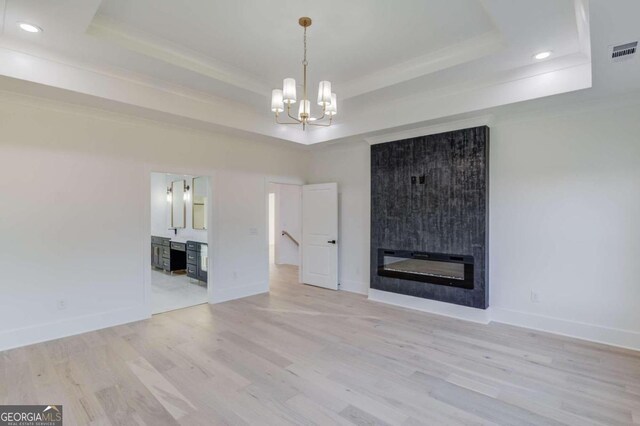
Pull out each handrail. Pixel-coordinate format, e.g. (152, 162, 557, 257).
(281, 230, 299, 246)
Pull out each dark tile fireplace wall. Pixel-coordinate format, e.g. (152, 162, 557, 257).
(370, 126, 489, 309)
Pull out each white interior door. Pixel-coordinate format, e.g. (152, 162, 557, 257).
(302, 183, 338, 290)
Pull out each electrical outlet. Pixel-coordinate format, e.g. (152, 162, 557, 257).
(57, 299, 67, 310)
(530, 290, 540, 303)
(249, 227, 258, 235)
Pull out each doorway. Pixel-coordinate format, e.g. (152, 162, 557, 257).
(150, 172, 210, 313)
(267, 183, 302, 288)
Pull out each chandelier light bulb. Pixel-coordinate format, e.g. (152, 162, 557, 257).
(298, 100, 311, 120)
(317, 81, 332, 106)
(271, 89, 284, 113)
(283, 78, 297, 104)
(326, 93, 338, 116)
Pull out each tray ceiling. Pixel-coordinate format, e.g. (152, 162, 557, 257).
(0, 0, 605, 145)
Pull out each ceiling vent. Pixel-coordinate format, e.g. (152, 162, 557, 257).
(610, 41, 637, 62)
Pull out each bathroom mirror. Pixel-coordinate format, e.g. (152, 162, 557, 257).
(192, 176, 208, 230)
(171, 180, 186, 229)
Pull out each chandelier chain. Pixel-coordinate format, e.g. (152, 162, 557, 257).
(302, 26, 308, 120)
(303, 27, 308, 66)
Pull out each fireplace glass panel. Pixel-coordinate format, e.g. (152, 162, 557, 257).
(382, 256, 464, 280)
(377, 249, 474, 290)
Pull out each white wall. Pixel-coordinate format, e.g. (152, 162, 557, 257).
(211, 171, 271, 302)
(307, 97, 640, 349)
(307, 142, 371, 294)
(489, 99, 640, 348)
(0, 90, 309, 351)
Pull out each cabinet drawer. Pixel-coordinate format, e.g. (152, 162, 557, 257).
(152, 236, 169, 245)
(186, 251, 198, 264)
(171, 242, 186, 252)
(186, 241, 199, 251)
(162, 259, 170, 270)
(187, 264, 198, 278)
(162, 247, 170, 258)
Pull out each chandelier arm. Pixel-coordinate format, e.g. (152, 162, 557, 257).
(275, 114, 302, 125)
(308, 116, 333, 127)
(285, 103, 302, 122)
(286, 111, 301, 122)
(315, 107, 326, 122)
(307, 107, 327, 123)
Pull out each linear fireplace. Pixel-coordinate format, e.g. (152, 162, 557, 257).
(370, 126, 489, 309)
(378, 249, 474, 290)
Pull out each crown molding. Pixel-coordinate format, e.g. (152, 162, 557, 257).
(0, 45, 308, 144)
(362, 88, 640, 146)
(493, 87, 640, 125)
(341, 31, 505, 99)
(313, 59, 591, 145)
(0, 42, 593, 147)
(87, 16, 271, 97)
(363, 115, 495, 145)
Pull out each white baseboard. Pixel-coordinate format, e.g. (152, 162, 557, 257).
(211, 281, 268, 304)
(367, 289, 640, 351)
(491, 307, 640, 352)
(339, 279, 369, 295)
(368, 289, 491, 324)
(0, 305, 147, 353)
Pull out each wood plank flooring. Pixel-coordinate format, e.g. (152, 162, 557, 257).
(1, 264, 640, 425)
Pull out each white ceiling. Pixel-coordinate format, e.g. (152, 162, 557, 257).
(0, 0, 636, 145)
(96, 0, 497, 87)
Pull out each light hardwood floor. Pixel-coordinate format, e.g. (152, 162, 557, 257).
(2, 264, 640, 425)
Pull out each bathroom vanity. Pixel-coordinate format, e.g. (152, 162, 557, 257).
(151, 236, 207, 283)
(186, 240, 208, 283)
(151, 236, 187, 273)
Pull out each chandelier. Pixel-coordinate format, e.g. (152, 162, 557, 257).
(270, 17, 337, 130)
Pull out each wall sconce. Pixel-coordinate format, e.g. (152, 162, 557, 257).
(184, 184, 190, 202)
(166, 186, 172, 203)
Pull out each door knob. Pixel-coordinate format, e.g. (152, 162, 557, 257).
(327, 240, 336, 244)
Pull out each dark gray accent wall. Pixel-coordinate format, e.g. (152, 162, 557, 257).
(370, 126, 489, 309)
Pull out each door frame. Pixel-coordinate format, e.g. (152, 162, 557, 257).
(143, 164, 217, 317)
(265, 177, 304, 287)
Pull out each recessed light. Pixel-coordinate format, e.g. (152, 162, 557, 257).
(534, 51, 552, 60)
(17, 22, 43, 33)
